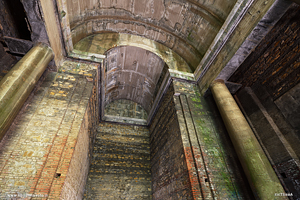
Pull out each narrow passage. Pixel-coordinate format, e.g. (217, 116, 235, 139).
(84, 122, 151, 199)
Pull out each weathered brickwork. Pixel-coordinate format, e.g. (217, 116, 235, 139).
(63, 0, 237, 72)
(105, 99, 148, 120)
(103, 99, 148, 125)
(172, 80, 254, 199)
(84, 122, 151, 199)
(149, 80, 255, 199)
(229, 5, 300, 100)
(228, 6, 300, 198)
(149, 83, 194, 199)
(0, 60, 98, 199)
(105, 46, 165, 113)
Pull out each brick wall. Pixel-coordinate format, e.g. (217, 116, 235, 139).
(149, 83, 194, 199)
(229, 5, 300, 100)
(228, 5, 300, 198)
(149, 80, 254, 199)
(173, 80, 254, 199)
(0, 60, 98, 199)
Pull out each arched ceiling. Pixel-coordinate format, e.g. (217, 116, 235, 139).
(63, 0, 238, 72)
(74, 33, 192, 72)
(105, 46, 166, 112)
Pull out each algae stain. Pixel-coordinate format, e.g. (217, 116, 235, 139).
(61, 10, 66, 18)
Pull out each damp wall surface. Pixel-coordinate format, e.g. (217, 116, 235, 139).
(228, 5, 300, 198)
(149, 80, 254, 199)
(149, 83, 194, 199)
(0, 60, 98, 199)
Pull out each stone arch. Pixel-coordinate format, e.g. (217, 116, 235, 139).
(104, 45, 166, 113)
(74, 32, 192, 72)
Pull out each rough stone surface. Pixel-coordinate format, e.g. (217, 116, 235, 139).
(149, 83, 194, 199)
(0, 0, 31, 40)
(275, 159, 300, 198)
(21, 0, 49, 44)
(84, 122, 151, 199)
(0, 43, 17, 82)
(0, 60, 97, 199)
(4, 36, 33, 55)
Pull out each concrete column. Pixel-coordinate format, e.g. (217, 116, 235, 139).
(210, 79, 287, 200)
(0, 43, 54, 140)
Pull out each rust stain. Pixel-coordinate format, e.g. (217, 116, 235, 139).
(107, 68, 119, 74)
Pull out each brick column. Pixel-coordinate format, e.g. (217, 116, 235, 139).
(210, 79, 287, 200)
(0, 43, 53, 140)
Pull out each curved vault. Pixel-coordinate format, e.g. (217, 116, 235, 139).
(60, 0, 238, 72)
(74, 32, 192, 73)
(104, 45, 166, 113)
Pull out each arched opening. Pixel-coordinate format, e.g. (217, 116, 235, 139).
(73, 32, 192, 73)
(104, 99, 148, 125)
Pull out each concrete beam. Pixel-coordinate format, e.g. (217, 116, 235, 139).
(0, 43, 53, 140)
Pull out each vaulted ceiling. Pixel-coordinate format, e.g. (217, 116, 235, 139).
(105, 46, 165, 112)
(48, 0, 288, 114)
(63, 0, 237, 72)
(1, 0, 290, 114)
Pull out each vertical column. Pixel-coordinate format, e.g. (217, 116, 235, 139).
(210, 79, 287, 200)
(0, 43, 54, 140)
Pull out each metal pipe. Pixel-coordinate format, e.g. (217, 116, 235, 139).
(0, 42, 54, 140)
(210, 79, 287, 199)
